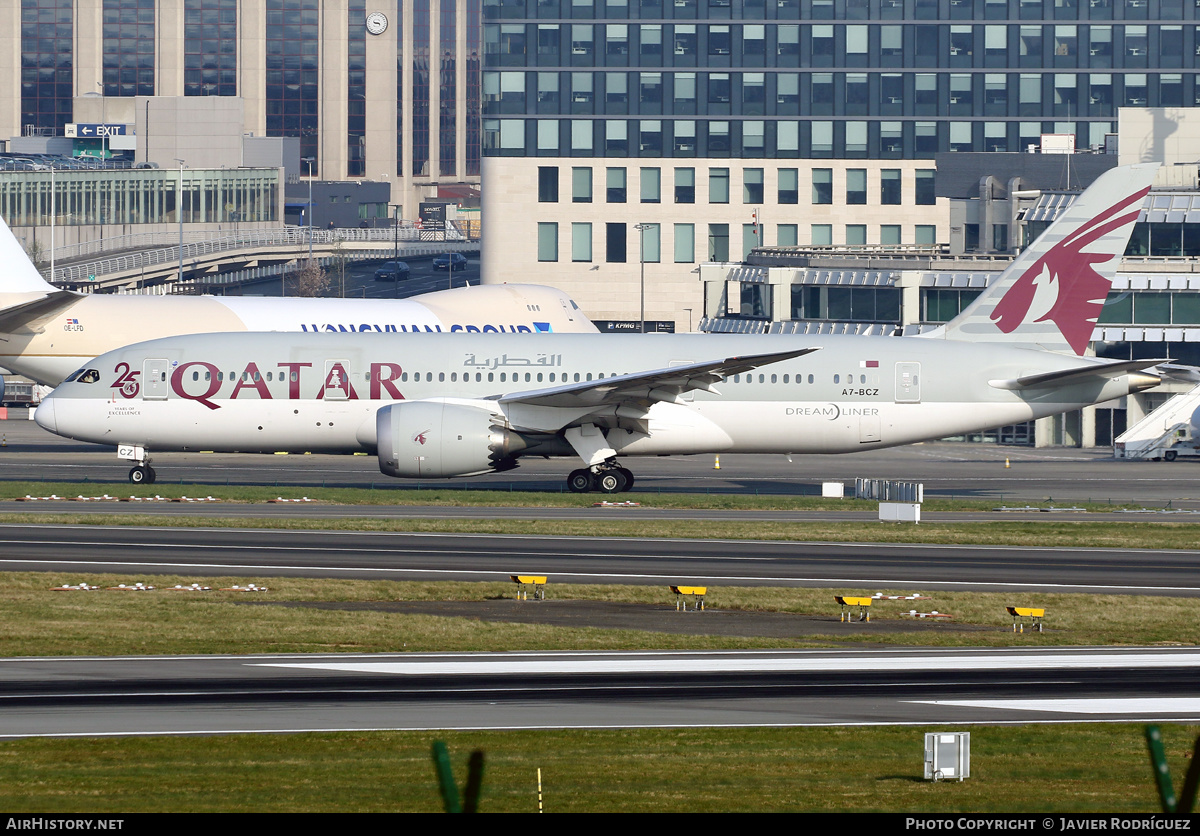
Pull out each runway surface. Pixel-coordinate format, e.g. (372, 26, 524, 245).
(1, 648, 1197, 737)
(2, 423, 1198, 739)
(4, 522, 1200, 595)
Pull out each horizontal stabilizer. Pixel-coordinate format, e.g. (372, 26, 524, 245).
(1153, 363, 1200, 383)
(989, 358, 1165, 390)
(0, 291, 79, 336)
(499, 347, 819, 409)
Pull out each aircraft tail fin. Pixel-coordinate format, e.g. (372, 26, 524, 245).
(938, 162, 1159, 355)
(0, 212, 57, 295)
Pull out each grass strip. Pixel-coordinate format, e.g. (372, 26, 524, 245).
(0, 723, 1192, 812)
(0, 480, 1178, 512)
(2, 573, 1198, 656)
(2, 511, 1200, 551)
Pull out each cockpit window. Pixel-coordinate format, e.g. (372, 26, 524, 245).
(77, 369, 101, 384)
(64, 369, 84, 383)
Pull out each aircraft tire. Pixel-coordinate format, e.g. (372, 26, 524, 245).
(129, 466, 148, 485)
(597, 470, 627, 494)
(567, 469, 594, 493)
(145, 466, 156, 484)
(1165, 450, 1178, 462)
(616, 467, 634, 491)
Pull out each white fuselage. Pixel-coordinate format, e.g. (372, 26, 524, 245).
(37, 332, 1145, 466)
(0, 284, 595, 386)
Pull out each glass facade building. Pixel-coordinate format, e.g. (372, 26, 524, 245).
(20, 0, 74, 135)
(6, 1, 482, 219)
(0, 168, 280, 228)
(482, 0, 1200, 159)
(102, 0, 157, 98)
(184, 0, 239, 97)
(478, 0, 1200, 328)
(265, 0, 321, 172)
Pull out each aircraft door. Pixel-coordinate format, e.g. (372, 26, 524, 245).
(860, 413, 881, 443)
(323, 359, 352, 401)
(142, 359, 170, 400)
(895, 362, 921, 404)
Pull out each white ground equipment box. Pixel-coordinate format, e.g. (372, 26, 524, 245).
(924, 732, 970, 781)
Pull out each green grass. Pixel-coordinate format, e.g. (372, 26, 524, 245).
(0, 479, 1179, 512)
(2, 573, 1197, 656)
(2, 483, 1195, 812)
(0, 724, 1191, 812)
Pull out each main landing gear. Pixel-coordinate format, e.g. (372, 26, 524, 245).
(129, 464, 157, 485)
(567, 464, 635, 494)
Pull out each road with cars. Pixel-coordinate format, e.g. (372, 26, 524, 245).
(242, 253, 480, 301)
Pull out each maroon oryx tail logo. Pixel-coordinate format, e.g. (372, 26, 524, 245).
(990, 186, 1149, 356)
(413, 429, 430, 446)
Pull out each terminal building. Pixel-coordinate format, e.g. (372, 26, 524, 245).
(475, 0, 1200, 448)
(699, 114, 1200, 448)
(478, 0, 1200, 329)
(2, 0, 481, 220)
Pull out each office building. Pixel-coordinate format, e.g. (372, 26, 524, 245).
(4, 0, 481, 218)
(480, 0, 1200, 327)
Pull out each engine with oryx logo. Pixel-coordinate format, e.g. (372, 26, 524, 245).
(375, 399, 531, 478)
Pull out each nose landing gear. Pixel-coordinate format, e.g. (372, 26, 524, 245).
(566, 465, 634, 494)
(118, 445, 156, 485)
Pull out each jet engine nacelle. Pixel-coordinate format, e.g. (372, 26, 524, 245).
(376, 400, 522, 478)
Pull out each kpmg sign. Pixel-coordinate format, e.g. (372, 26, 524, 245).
(593, 320, 676, 334)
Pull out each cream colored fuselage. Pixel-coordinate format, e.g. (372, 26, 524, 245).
(0, 284, 596, 386)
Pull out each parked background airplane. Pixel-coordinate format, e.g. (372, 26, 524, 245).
(35, 164, 1162, 490)
(0, 215, 596, 387)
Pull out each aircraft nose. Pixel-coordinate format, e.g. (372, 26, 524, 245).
(33, 398, 56, 434)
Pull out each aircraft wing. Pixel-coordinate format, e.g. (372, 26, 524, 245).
(496, 348, 819, 409)
(0, 291, 78, 337)
(989, 358, 1164, 390)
